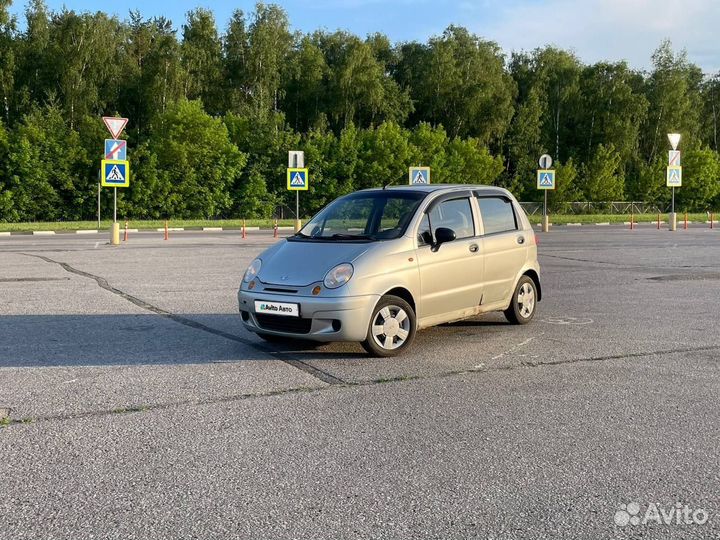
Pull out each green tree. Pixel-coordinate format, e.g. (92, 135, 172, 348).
(580, 143, 625, 201)
(402, 26, 515, 144)
(181, 8, 223, 114)
(641, 41, 703, 162)
(145, 100, 247, 218)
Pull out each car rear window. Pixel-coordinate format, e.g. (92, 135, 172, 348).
(477, 197, 518, 235)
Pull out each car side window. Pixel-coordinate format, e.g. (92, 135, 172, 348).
(422, 198, 475, 243)
(477, 197, 518, 235)
(417, 214, 433, 246)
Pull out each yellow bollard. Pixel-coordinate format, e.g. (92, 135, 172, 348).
(111, 222, 120, 245)
(294, 219, 302, 232)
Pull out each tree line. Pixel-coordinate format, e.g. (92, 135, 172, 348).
(0, 1, 718, 221)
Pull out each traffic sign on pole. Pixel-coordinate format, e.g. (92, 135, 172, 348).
(288, 151, 305, 168)
(668, 150, 681, 166)
(538, 154, 553, 169)
(105, 139, 127, 160)
(101, 159, 130, 188)
(537, 169, 556, 190)
(409, 166, 430, 185)
(103, 117, 128, 139)
(287, 168, 309, 190)
(666, 166, 682, 187)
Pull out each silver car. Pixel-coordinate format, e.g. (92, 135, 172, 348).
(238, 184, 541, 357)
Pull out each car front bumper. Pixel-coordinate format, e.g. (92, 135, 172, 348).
(238, 289, 379, 342)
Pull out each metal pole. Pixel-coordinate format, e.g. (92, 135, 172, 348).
(296, 191, 299, 220)
(672, 187, 675, 214)
(542, 190, 549, 232)
(114, 187, 117, 223)
(97, 182, 101, 229)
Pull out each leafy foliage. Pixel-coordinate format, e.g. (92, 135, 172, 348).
(0, 2, 719, 222)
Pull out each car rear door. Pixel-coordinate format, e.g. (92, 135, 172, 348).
(476, 194, 528, 306)
(415, 194, 484, 320)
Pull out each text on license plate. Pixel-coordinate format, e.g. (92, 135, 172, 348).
(254, 300, 300, 317)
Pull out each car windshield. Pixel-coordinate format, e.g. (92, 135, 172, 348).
(295, 191, 425, 241)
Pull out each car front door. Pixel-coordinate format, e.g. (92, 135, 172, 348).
(415, 195, 484, 322)
(476, 194, 528, 306)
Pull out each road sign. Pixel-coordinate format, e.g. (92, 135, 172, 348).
(537, 169, 556, 190)
(668, 133, 681, 151)
(288, 151, 305, 168)
(103, 117, 128, 139)
(101, 159, 130, 187)
(666, 166, 682, 187)
(287, 168, 309, 190)
(538, 154, 553, 169)
(409, 166, 430, 185)
(104, 139, 127, 160)
(668, 150, 681, 166)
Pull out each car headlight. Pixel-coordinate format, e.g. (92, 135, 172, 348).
(243, 258, 262, 283)
(324, 263, 354, 289)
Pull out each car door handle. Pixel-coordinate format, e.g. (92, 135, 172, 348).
(469, 243, 479, 253)
(517, 236, 525, 245)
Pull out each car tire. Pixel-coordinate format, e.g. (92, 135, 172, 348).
(504, 275, 537, 325)
(361, 295, 416, 357)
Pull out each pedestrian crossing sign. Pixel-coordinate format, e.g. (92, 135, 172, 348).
(101, 159, 130, 187)
(666, 166, 682, 187)
(409, 166, 430, 185)
(537, 169, 556, 190)
(287, 168, 309, 191)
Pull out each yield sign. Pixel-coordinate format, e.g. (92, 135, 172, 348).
(103, 117, 128, 139)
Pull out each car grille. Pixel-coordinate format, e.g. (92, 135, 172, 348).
(255, 313, 312, 334)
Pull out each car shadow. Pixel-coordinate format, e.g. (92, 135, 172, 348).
(0, 313, 372, 368)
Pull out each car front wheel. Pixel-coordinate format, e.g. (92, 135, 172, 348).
(504, 275, 537, 324)
(361, 295, 416, 357)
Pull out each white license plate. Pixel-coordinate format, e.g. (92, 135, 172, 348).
(254, 300, 300, 317)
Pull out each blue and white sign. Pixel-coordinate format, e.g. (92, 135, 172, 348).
(287, 168, 309, 191)
(104, 139, 127, 160)
(537, 169, 556, 190)
(666, 166, 682, 187)
(409, 166, 430, 185)
(101, 159, 130, 188)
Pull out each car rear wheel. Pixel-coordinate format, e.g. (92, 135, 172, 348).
(361, 295, 416, 357)
(504, 275, 537, 325)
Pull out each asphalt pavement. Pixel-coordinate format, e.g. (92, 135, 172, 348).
(1, 227, 718, 539)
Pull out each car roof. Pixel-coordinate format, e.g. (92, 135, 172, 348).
(358, 184, 512, 196)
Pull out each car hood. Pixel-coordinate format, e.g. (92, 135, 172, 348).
(259, 240, 371, 287)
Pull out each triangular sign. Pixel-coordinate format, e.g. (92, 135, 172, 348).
(103, 117, 128, 139)
(291, 172, 305, 186)
(107, 165, 124, 181)
(414, 171, 427, 183)
(540, 173, 552, 186)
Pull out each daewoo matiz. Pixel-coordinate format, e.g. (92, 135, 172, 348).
(238, 185, 541, 357)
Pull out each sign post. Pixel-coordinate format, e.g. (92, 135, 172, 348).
(101, 117, 129, 245)
(667, 133, 681, 231)
(537, 154, 555, 232)
(287, 151, 307, 232)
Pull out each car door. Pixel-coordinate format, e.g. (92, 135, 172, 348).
(415, 195, 484, 321)
(476, 194, 528, 307)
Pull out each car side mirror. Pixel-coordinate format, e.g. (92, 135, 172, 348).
(433, 227, 456, 250)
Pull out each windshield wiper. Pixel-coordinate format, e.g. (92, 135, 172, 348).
(328, 233, 374, 241)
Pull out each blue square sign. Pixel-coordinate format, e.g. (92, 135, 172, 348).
(101, 159, 130, 187)
(537, 169, 556, 190)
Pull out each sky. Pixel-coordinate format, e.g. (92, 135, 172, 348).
(10, 0, 720, 73)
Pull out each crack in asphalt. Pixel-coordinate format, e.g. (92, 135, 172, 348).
(19, 253, 346, 387)
(3, 341, 719, 428)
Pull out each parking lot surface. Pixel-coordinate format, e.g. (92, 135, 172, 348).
(1, 227, 719, 539)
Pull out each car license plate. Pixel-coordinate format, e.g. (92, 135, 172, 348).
(254, 300, 300, 317)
